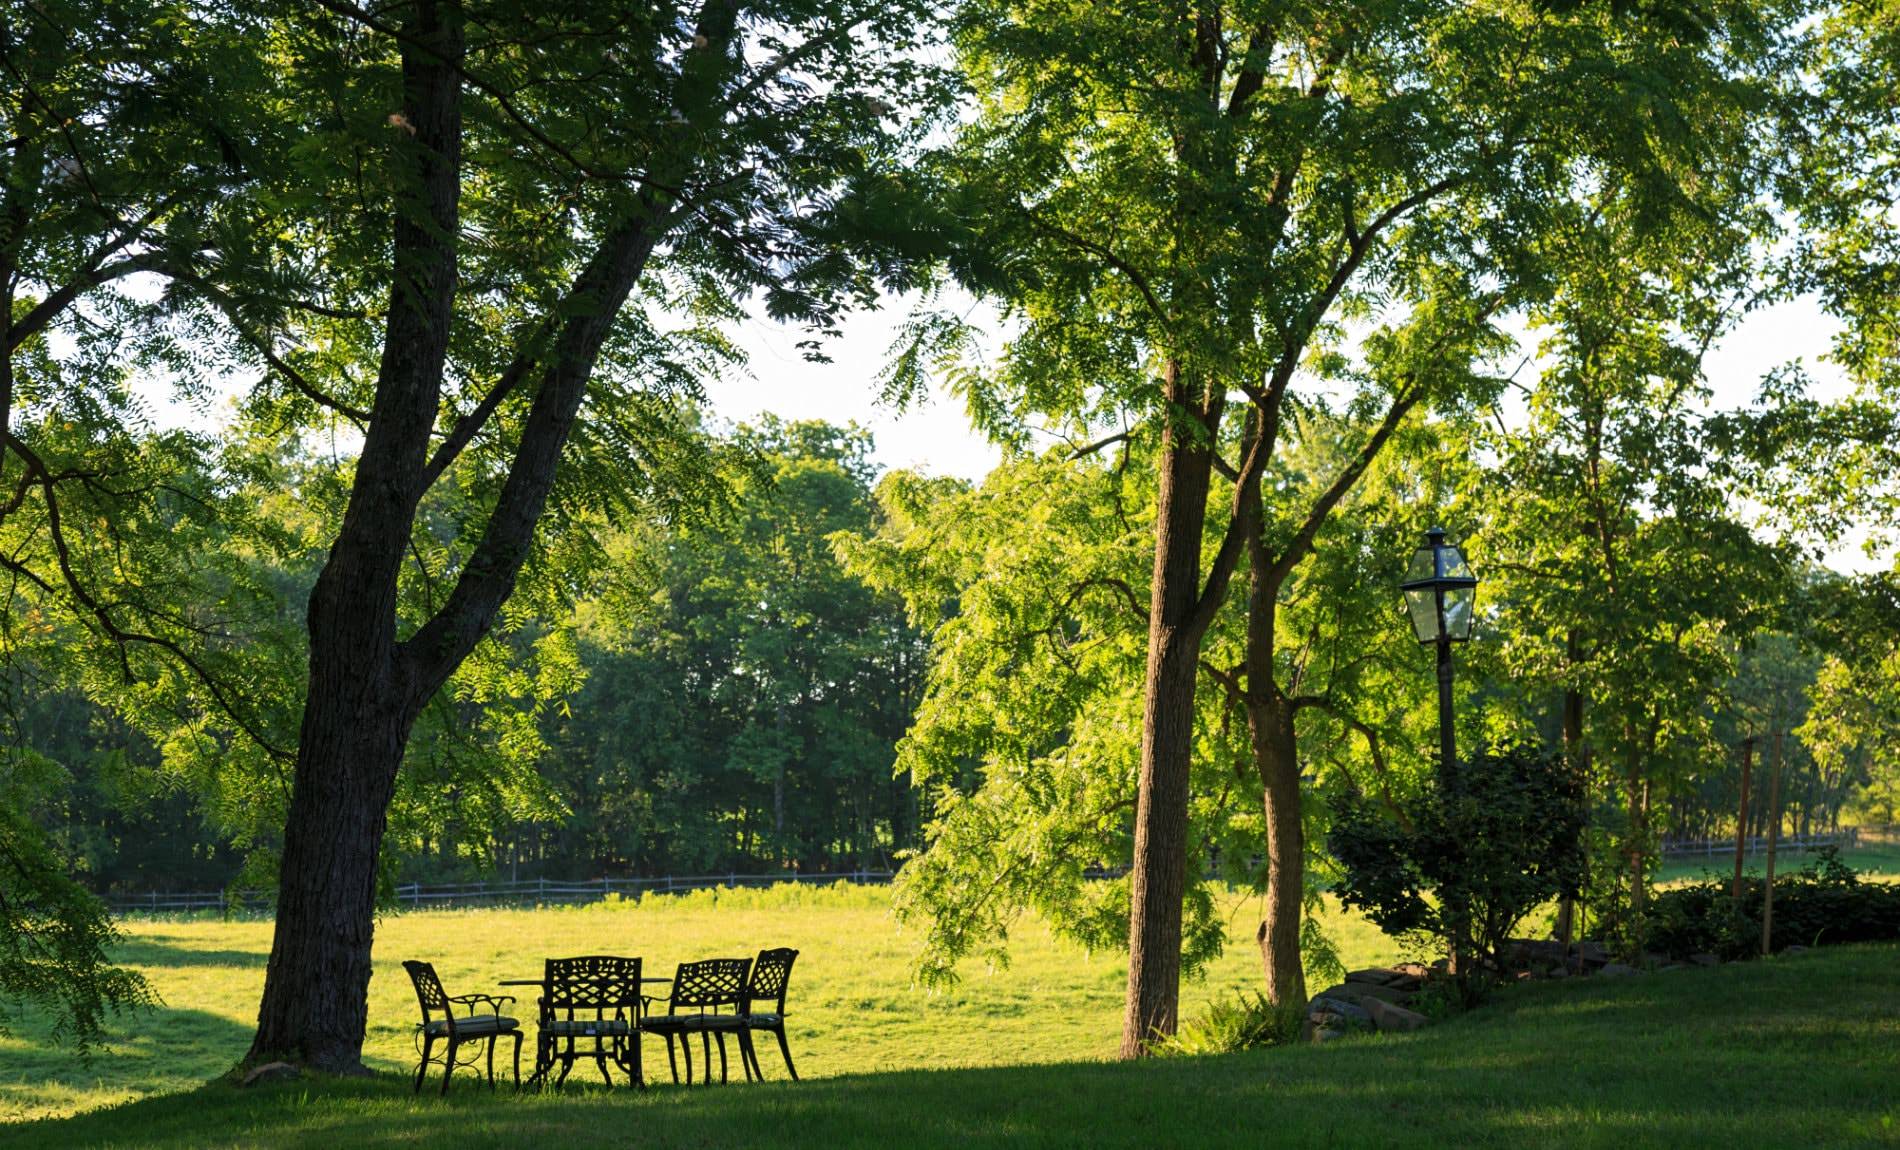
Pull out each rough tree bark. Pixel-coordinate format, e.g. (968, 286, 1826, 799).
(249, 2, 466, 1069)
(1236, 381, 1425, 1009)
(1249, 689, 1305, 1008)
(1121, 363, 1225, 1057)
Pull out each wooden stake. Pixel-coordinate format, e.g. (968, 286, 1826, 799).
(1762, 728, 1783, 956)
(1732, 737, 1754, 905)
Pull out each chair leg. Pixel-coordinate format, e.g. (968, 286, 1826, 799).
(414, 1034, 434, 1094)
(556, 1049, 574, 1088)
(441, 1037, 458, 1096)
(715, 1031, 729, 1084)
(664, 1033, 680, 1084)
(487, 1034, 498, 1089)
(737, 1029, 761, 1081)
(700, 1031, 712, 1085)
(596, 1048, 613, 1086)
(774, 1026, 799, 1081)
(511, 1031, 523, 1091)
(735, 1030, 751, 1082)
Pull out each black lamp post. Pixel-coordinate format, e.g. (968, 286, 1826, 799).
(1400, 527, 1478, 789)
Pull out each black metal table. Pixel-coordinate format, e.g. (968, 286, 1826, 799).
(500, 976, 672, 1088)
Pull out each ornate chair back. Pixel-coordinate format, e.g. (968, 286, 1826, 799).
(664, 957, 752, 1017)
(403, 960, 454, 1033)
(744, 948, 798, 1016)
(543, 955, 643, 1027)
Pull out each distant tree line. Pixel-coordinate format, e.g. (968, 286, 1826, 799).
(10, 420, 926, 894)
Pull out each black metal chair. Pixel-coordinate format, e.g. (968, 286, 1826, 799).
(537, 955, 643, 1089)
(736, 947, 800, 1081)
(402, 960, 521, 1095)
(640, 957, 751, 1085)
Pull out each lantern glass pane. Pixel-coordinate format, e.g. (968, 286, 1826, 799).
(1437, 544, 1472, 581)
(1443, 585, 1476, 640)
(1406, 546, 1438, 584)
(1405, 588, 1440, 642)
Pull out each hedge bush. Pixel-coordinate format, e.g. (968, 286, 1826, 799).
(1647, 848, 1900, 960)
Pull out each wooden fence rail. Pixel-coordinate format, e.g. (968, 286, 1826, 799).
(109, 833, 1891, 915)
(105, 866, 1143, 916)
(1658, 828, 1860, 858)
(106, 870, 907, 916)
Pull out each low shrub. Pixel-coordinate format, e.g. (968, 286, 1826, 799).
(1151, 991, 1302, 1056)
(1647, 847, 1900, 960)
(1328, 744, 1587, 1004)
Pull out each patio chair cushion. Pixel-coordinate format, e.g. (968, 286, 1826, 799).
(741, 1011, 784, 1027)
(540, 1018, 634, 1037)
(424, 1014, 519, 1037)
(642, 1013, 742, 1032)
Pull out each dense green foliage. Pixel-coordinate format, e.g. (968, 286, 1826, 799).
(529, 420, 924, 876)
(10, 421, 920, 889)
(0, 761, 153, 1055)
(1149, 990, 1300, 1057)
(1329, 745, 1587, 999)
(1648, 848, 1900, 960)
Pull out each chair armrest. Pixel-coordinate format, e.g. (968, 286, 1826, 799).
(448, 993, 513, 1015)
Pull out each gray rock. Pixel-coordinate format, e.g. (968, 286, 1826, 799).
(1781, 944, 1809, 955)
(1689, 953, 1721, 968)
(1547, 965, 1570, 979)
(1310, 996, 1372, 1024)
(241, 1061, 301, 1087)
(1597, 962, 1638, 977)
(1363, 997, 1429, 1033)
(1577, 940, 1608, 965)
(1313, 1027, 1346, 1043)
(1335, 980, 1412, 1004)
(1345, 967, 1412, 988)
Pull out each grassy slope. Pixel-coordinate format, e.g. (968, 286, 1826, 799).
(12, 942, 1899, 1150)
(1, 885, 1396, 1123)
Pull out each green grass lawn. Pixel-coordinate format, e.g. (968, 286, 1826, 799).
(11, 940, 1898, 1149)
(1, 884, 1397, 1124)
(1653, 839, 1900, 886)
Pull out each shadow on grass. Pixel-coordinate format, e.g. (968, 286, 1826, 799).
(114, 936, 269, 969)
(0, 1007, 254, 1126)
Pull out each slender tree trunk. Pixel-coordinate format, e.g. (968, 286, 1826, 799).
(1121, 365, 1221, 1058)
(1249, 691, 1306, 1007)
(1732, 737, 1754, 904)
(1624, 720, 1653, 928)
(1556, 632, 1584, 952)
(1762, 727, 1783, 956)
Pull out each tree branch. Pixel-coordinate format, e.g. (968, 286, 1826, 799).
(3, 433, 292, 759)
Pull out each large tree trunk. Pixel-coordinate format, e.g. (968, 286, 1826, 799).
(1249, 691, 1306, 1008)
(250, 674, 419, 1069)
(1121, 365, 1221, 1058)
(250, 0, 463, 1071)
